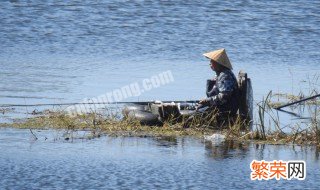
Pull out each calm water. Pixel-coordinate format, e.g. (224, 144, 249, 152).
(0, 128, 320, 189)
(0, 1, 320, 189)
(1, 0, 319, 103)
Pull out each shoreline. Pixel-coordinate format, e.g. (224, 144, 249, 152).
(1, 116, 319, 147)
(1, 90, 319, 147)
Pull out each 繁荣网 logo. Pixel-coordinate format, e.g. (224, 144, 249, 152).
(250, 160, 306, 180)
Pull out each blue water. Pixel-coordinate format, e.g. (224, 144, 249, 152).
(0, 128, 320, 189)
(0, 1, 320, 189)
(1, 0, 319, 102)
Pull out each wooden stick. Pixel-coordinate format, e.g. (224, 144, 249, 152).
(274, 94, 320, 110)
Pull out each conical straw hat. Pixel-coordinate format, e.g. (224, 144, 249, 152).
(203, 48, 233, 70)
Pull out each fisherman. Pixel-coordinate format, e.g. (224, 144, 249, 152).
(184, 48, 239, 127)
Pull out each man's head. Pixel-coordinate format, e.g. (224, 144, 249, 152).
(209, 59, 219, 72)
(203, 48, 233, 72)
(209, 59, 229, 73)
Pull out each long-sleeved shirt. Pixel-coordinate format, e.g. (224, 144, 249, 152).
(206, 69, 239, 114)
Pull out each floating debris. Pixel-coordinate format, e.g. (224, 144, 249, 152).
(204, 133, 226, 144)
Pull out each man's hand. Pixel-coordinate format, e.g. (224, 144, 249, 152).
(199, 98, 210, 105)
(195, 103, 204, 111)
(196, 98, 211, 111)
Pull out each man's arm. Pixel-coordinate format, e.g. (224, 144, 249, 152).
(201, 72, 235, 107)
(206, 79, 218, 97)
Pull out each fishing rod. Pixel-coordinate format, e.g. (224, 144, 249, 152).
(0, 95, 63, 100)
(274, 93, 320, 110)
(274, 108, 304, 118)
(0, 100, 200, 107)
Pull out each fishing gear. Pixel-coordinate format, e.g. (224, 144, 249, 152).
(274, 93, 320, 110)
(0, 100, 199, 107)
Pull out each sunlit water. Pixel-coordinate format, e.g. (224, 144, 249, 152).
(0, 1, 319, 123)
(0, 1, 320, 188)
(1, 1, 319, 102)
(0, 128, 320, 189)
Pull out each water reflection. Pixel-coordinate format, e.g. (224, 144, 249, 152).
(315, 147, 320, 160)
(153, 136, 178, 147)
(1, 128, 320, 189)
(204, 140, 249, 159)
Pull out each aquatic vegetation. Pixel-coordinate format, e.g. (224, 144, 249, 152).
(254, 90, 320, 147)
(1, 84, 320, 147)
(1, 97, 319, 147)
(3, 109, 218, 139)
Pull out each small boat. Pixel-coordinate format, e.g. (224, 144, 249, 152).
(122, 71, 253, 128)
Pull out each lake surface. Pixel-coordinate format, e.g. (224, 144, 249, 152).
(0, 128, 320, 189)
(0, 0, 320, 189)
(1, 0, 319, 103)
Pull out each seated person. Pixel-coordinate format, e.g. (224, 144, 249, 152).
(184, 48, 239, 127)
(198, 48, 239, 115)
